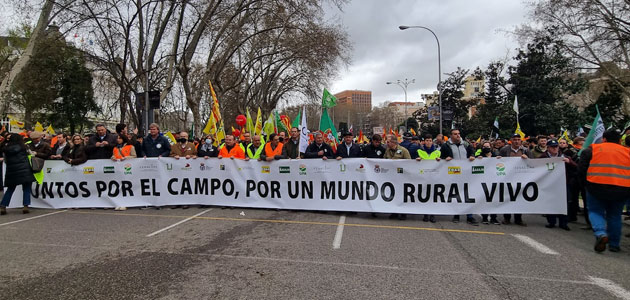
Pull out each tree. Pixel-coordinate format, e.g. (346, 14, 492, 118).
(521, 0, 630, 115)
(11, 26, 98, 132)
(440, 67, 472, 133)
(584, 82, 626, 128)
(0, 0, 55, 108)
(508, 36, 587, 135)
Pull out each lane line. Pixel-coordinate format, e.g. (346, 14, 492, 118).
(0, 210, 66, 227)
(588, 276, 630, 300)
(332, 215, 346, 249)
(511, 234, 559, 255)
(146, 209, 211, 237)
(68, 211, 505, 236)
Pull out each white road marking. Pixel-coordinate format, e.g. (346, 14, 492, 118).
(0, 210, 66, 227)
(588, 276, 630, 300)
(332, 215, 346, 249)
(511, 234, 559, 255)
(146, 209, 211, 237)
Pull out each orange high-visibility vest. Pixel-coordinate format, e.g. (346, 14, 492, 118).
(587, 143, 630, 187)
(113, 145, 133, 159)
(264, 142, 283, 157)
(219, 144, 245, 159)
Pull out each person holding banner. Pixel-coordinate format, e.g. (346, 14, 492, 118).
(26, 131, 52, 160)
(282, 127, 301, 159)
(198, 135, 218, 158)
(218, 135, 245, 159)
(304, 132, 334, 160)
(384, 134, 411, 160)
(476, 141, 501, 225)
(142, 123, 171, 158)
(440, 129, 478, 225)
(49, 133, 71, 160)
(170, 131, 197, 160)
(362, 134, 385, 159)
(1, 134, 35, 215)
(542, 139, 576, 231)
(86, 124, 117, 160)
(111, 135, 137, 161)
(499, 134, 532, 226)
(579, 129, 630, 253)
(336, 132, 362, 159)
(417, 134, 440, 223)
(245, 135, 264, 160)
(260, 133, 286, 162)
(63, 134, 88, 166)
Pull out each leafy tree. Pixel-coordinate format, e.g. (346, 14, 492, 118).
(440, 67, 471, 133)
(584, 82, 626, 129)
(12, 28, 98, 133)
(508, 36, 587, 135)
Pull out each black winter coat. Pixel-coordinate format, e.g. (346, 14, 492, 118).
(336, 143, 363, 158)
(63, 145, 88, 166)
(3, 144, 35, 187)
(86, 133, 118, 159)
(303, 142, 334, 159)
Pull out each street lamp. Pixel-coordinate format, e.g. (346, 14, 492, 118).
(386, 78, 415, 132)
(399, 25, 442, 135)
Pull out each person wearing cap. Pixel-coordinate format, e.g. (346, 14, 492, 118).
(26, 131, 52, 160)
(578, 129, 630, 253)
(541, 139, 577, 231)
(400, 132, 414, 150)
(336, 132, 362, 159)
(498, 133, 532, 226)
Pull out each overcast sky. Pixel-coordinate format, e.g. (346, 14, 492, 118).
(326, 0, 528, 107)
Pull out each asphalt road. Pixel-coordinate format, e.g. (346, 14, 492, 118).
(0, 207, 629, 299)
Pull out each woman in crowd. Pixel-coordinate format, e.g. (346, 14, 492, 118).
(50, 133, 71, 160)
(477, 141, 501, 225)
(111, 134, 137, 161)
(1, 134, 35, 215)
(197, 135, 219, 158)
(63, 134, 88, 165)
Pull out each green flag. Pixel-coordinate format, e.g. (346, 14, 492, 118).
(319, 109, 338, 140)
(322, 88, 337, 108)
(580, 105, 605, 155)
(292, 110, 301, 129)
(188, 122, 195, 139)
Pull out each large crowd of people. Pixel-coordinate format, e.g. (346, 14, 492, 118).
(1, 122, 629, 253)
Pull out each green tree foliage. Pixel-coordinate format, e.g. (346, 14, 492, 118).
(584, 82, 626, 129)
(508, 36, 587, 135)
(440, 67, 471, 132)
(12, 30, 98, 133)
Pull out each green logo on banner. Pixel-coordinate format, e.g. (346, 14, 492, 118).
(279, 166, 290, 174)
(472, 166, 484, 174)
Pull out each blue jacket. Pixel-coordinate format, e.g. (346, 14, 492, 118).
(142, 134, 171, 157)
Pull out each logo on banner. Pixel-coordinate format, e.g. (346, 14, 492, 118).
(139, 164, 159, 172)
(299, 164, 307, 175)
(124, 163, 132, 175)
(397, 168, 404, 174)
(165, 163, 173, 171)
(546, 163, 555, 171)
(46, 168, 53, 174)
(61, 167, 79, 173)
(472, 166, 484, 174)
(103, 166, 115, 174)
(356, 164, 366, 172)
(181, 163, 192, 171)
(83, 167, 95, 174)
(374, 165, 389, 173)
(314, 166, 331, 174)
(220, 164, 225, 171)
(261, 166, 270, 174)
(339, 164, 347, 172)
(448, 167, 461, 175)
(495, 163, 506, 176)
(419, 168, 438, 174)
(514, 164, 535, 173)
(199, 163, 213, 171)
(279, 166, 290, 174)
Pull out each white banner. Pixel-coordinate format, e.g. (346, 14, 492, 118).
(4, 157, 567, 214)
